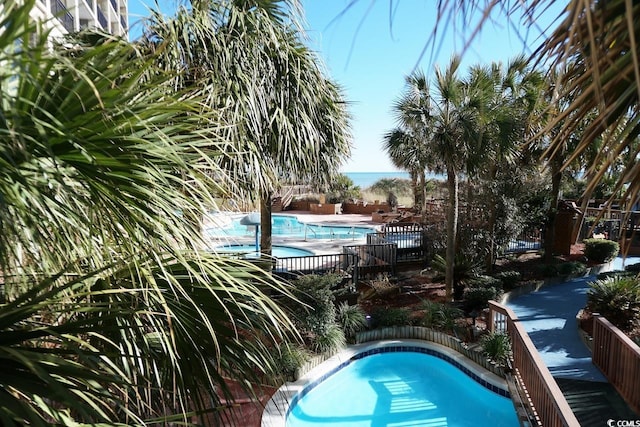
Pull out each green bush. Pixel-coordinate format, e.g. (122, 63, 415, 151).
(469, 275, 502, 289)
(272, 342, 310, 380)
(285, 274, 339, 335)
(464, 287, 502, 311)
(481, 332, 512, 366)
(557, 261, 587, 277)
(583, 238, 620, 263)
(539, 261, 587, 278)
(419, 301, 464, 335)
(311, 323, 346, 354)
(625, 262, 640, 273)
(370, 307, 412, 328)
(494, 270, 521, 290)
(587, 276, 640, 331)
(336, 302, 367, 340)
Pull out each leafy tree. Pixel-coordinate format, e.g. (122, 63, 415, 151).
(325, 174, 361, 203)
(143, 0, 351, 258)
(0, 2, 298, 424)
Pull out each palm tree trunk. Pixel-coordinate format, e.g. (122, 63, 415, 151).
(419, 171, 427, 218)
(445, 168, 458, 301)
(410, 170, 419, 211)
(260, 190, 273, 264)
(485, 166, 498, 272)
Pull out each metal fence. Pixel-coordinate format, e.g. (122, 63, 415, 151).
(369, 223, 429, 263)
(273, 252, 358, 284)
(502, 227, 544, 255)
(343, 243, 396, 279)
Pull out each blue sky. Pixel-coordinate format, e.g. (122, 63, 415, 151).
(127, 1, 563, 172)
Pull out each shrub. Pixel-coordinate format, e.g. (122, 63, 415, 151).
(272, 342, 310, 380)
(625, 262, 640, 273)
(494, 270, 521, 290)
(464, 287, 502, 311)
(419, 301, 464, 335)
(469, 275, 502, 289)
(336, 302, 367, 340)
(286, 274, 339, 334)
(583, 238, 620, 263)
(481, 332, 512, 366)
(311, 323, 346, 354)
(587, 276, 640, 331)
(370, 307, 412, 328)
(557, 261, 587, 277)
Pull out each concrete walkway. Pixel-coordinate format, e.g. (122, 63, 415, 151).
(506, 256, 640, 424)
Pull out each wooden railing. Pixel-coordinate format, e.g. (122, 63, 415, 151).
(592, 315, 640, 414)
(488, 301, 580, 427)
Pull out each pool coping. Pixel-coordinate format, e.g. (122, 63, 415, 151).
(260, 339, 509, 427)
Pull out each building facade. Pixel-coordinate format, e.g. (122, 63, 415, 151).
(30, 0, 128, 39)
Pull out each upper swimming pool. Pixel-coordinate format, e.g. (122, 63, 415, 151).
(206, 214, 374, 240)
(264, 343, 519, 427)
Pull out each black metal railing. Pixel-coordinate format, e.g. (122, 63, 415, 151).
(51, 0, 74, 32)
(273, 253, 358, 284)
(503, 228, 544, 254)
(96, 6, 107, 28)
(344, 243, 396, 279)
(369, 225, 429, 263)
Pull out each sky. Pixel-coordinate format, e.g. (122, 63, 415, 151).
(127, 1, 564, 173)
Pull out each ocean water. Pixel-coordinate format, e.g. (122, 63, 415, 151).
(344, 171, 410, 188)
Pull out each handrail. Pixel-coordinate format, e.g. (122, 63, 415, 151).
(592, 314, 640, 414)
(488, 301, 580, 427)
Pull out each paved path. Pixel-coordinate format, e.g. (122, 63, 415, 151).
(506, 256, 640, 423)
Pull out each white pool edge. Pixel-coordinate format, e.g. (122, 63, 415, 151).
(260, 339, 509, 427)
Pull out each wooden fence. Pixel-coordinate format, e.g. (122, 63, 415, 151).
(488, 301, 580, 427)
(592, 314, 640, 414)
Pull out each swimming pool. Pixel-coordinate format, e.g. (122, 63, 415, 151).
(215, 244, 314, 258)
(263, 342, 519, 427)
(206, 214, 374, 240)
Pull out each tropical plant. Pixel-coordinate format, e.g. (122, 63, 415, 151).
(271, 342, 311, 381)
(0, 2, 299, 425)
(336, 302, 367, 341)
(481, 332, 512, 366)
(311, 323, 346, 354)
(419, 300, 464, 336)
(326, 174, 361, 204)
(142, 0, 351, 257)
(583, 238, 620, 263)
(587, 276, 640, 331)
(370, 307, 412, 328)
(432, 253, 482, 300)
(494, 270, 522, 290)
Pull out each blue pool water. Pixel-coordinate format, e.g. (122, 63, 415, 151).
(286, 350, 519, 427)
(207, 214, 374, 240)
(215, 244, 314, 258)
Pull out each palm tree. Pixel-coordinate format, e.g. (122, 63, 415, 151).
(142, 0, 351, 258)
(410, 0, 640, 215)
(465, 57, 545, 268)
(0, 2, 298, 424)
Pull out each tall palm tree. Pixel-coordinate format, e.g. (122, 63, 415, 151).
(0, 2, 298, 424)
(384, 71, 434, 215)
(142, 0, 351, 258)
(465, 57, 545, 268)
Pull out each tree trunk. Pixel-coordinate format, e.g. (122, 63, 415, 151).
(260, 190, 273, 269)
(544, 159, 563, 263)
(419, 171, 428, 218)
(485, 166, 498, 272)
(410, 170, 420, 211)
(445, 168, 458, 301)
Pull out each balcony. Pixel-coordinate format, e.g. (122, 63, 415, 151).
(96, 6, 107, 28)
(51, 0, 74, 32)
(109, 0, 117, 12)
